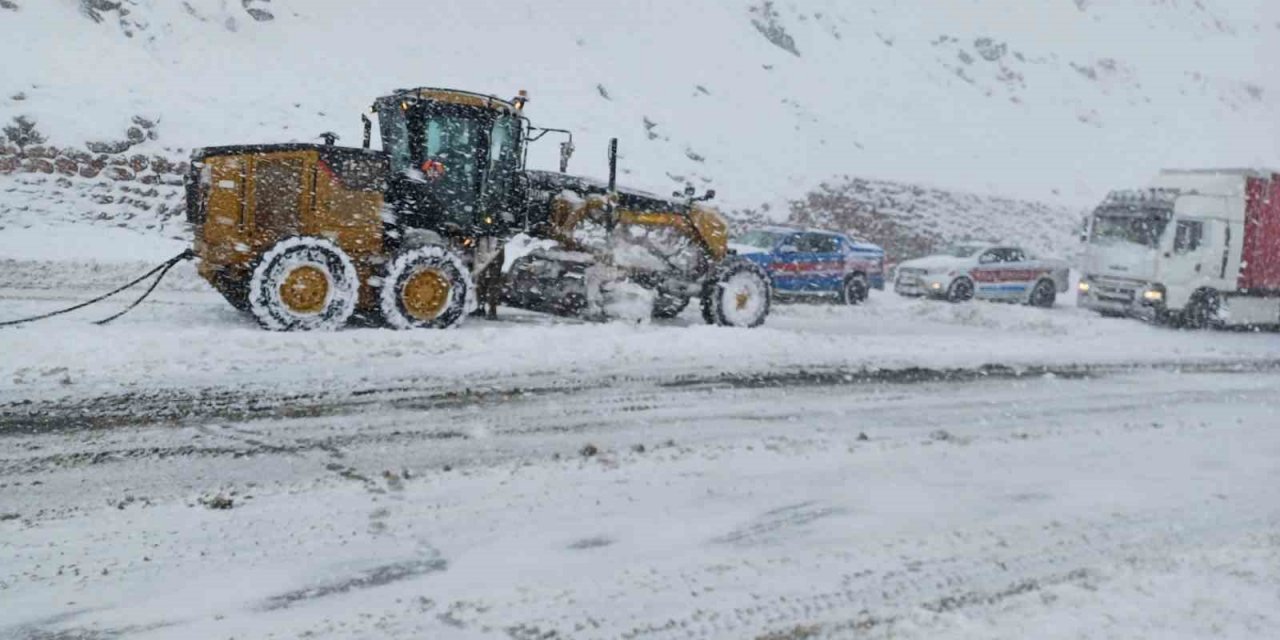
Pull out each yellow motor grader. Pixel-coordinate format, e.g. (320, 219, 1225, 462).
(186, 88, 772, 330)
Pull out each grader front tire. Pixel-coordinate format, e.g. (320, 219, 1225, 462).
(701, 259, 771, 328)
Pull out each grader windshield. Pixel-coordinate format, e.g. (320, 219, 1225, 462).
(376, 90, 525, 233)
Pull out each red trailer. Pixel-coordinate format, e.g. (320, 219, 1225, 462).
(1240, 173, 1280, 292)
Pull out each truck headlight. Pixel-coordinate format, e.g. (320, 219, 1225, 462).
(1142, 288, 1164, 302)
(1077, 281, 1090, 294)
(930, 282, 943, 290)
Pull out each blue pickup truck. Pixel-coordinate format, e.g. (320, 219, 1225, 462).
(730, 226, 886, 304)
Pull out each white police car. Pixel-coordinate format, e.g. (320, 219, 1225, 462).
(894, 243, 1070, 307)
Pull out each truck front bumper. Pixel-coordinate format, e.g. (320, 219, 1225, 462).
(1077, 276, 1164, 319)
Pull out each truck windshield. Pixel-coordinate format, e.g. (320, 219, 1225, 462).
(1090, 214, 1169, 248)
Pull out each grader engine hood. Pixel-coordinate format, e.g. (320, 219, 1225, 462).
(523, 170, 729, 263)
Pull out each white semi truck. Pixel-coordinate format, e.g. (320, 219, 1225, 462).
(1078, 169, 1280, 328)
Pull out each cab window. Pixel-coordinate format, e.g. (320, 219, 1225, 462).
(798, 234, 839, 253)
(415, 107, 483, 213)
(421, 117, 480, 171)
(483, 115, 523, 214)
(486, 116, 521, 183)
(1174, 221, 1203, 253)
(378, 106, 412, 174)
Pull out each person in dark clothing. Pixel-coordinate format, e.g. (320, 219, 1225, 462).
(474, 244, 505, 320)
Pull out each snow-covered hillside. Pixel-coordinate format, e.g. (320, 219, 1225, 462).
(2, 0, 1279, 255)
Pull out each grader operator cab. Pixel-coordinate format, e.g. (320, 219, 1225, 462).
(186, 87, 772, 331)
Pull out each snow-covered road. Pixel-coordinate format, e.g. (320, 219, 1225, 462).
(2, 258, 1280, 638)
(3, 365, 1279, 639)
(3, 257, 1280, 409)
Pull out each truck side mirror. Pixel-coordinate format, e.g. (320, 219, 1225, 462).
(361, 115, 372, 150)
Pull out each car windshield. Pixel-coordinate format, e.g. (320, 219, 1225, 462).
(943, 245, 985, 258)
(1090, 213, 1169, 248)
(736, 230, 785, 250)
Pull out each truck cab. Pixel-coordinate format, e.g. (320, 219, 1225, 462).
(1078, 169, 1280, 327)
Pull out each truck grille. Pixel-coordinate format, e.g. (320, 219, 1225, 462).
(1089, 276, 1142, 303)
(1096, 286, 1134, 303)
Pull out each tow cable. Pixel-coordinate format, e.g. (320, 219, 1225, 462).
(0, 249, 196, 328)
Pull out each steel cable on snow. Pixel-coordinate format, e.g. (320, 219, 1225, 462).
(0, 250, 195, 328)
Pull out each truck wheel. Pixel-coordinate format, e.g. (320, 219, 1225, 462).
(380, 246, 472, 329)
(1028, 279, 1056, 308)
(1181, 289, 1222, 330)
(247, 237, 359, 331)
(841, 274, 870, 305)
(652, 293, 690, 319)
(701, 259, 771, 328)
(946, 277, 974, 303)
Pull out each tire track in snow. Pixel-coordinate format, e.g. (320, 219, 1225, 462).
(0, 370, 1272, 480)
(3, 357, 1279, 436)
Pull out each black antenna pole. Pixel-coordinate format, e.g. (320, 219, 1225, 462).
(605, 139, 619, 236)
(607, 138, 617, 193)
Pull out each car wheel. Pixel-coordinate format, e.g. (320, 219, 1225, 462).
(946, 277, 974, 303)
(1028, 279, 1056, 308)
(841, 274, 869, 306)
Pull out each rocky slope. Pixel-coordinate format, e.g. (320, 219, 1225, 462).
(2, 0, 1277, 258)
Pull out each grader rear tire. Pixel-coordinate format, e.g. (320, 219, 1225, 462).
(248, 237, 359, 331)
(701, 259, 771, 328)
(380, 246, 472, 329)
